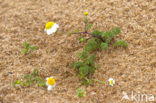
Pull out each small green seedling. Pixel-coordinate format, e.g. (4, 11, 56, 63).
(13, 68, 46, 87)
(79, 37, 86, 42)
(75, 87, 86, 98)
(13, 80, 21, 87)
(21, 42, 38, 55)
(113, 40, 128, 47)
(71, 12, 128, 85)
(74, 29, 79, 33)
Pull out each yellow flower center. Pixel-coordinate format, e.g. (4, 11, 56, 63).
(84, 12, 88, 16)
(47, 77, 55, 86)
(45, 22, 54, 29)
(16, 80, 21, 84)
(110, 80, 113, 85)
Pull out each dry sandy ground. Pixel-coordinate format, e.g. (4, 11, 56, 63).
(0, 0, 156, 103)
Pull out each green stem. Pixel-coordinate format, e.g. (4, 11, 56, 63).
(71, 32, 105, 42)
(92, 79, 105, 84)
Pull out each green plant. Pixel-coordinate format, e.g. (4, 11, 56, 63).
(21, 42, 38, 55)
(113, 40, 128, 47)
(71, 13, 128, 85)
(72, 53, 96, 85)
(75, 87, 86, 98)
(13, 68, 46, 87)
(13, 80, 21, 87)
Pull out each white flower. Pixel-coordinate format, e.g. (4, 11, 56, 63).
(108, 78, 115, 86)
(46, 76, 56, 91)
(44, 22, 59, 35)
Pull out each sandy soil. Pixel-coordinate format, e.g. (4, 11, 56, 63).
(0, 0, 156, 103)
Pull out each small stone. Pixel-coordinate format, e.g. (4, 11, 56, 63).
(90, 91, 96, 95)
(8, 72, 13, 74)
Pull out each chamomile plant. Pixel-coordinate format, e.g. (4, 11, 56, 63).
(75, 87, 86, 98)
(71, 12, 128, 85)
(13, 68, 46, 87)
(21, 42, 38, 55)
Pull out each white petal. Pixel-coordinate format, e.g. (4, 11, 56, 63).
(46, 28, 54, 35)
(54, 23, 59, 28)
(46, 82, 49, 86)
(46, 77, 50, 80)
(47, 84, 56, 91)
(108, 78, 115, 86)
(108, 78, 113, 82)
(47, 86, 53, 91)
(50, 76, 54, 78)
(110, 84, 113, 86)
(113, 80, 115, 84)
